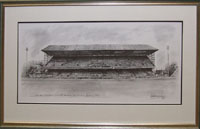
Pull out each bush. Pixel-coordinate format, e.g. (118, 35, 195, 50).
(165, 63, 178, 76)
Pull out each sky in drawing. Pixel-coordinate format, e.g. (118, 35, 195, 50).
(19, 22, 182, 69)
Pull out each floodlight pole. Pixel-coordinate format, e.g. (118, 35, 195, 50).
(26, 47, 28, 77)
(167, 45, 170, 77)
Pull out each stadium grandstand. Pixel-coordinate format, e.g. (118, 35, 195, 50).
(42, 44, 158, 79)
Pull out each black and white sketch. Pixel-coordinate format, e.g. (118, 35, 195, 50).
(18, 22, 182, 104)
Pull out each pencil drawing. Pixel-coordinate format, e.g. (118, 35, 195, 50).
(18, 22, 182, 104)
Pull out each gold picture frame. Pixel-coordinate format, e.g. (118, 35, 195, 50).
(0, 0, 199, 128)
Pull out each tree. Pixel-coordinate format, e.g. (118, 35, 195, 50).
(165, 63, 178, 76)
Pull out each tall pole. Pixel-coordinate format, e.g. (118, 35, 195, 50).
(44, 53, 45, 65)
(167, 45, 170, 76)
(26, 47, 28, 77)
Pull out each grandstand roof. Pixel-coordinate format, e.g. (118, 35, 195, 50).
(42, 44, 158, 51)
(42, 44, 158, 57)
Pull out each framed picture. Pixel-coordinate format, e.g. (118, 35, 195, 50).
(0, 0, 199, 128)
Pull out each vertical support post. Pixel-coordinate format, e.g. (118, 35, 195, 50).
(167, 45, 170, 76)
(25, 47, 28, 77)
